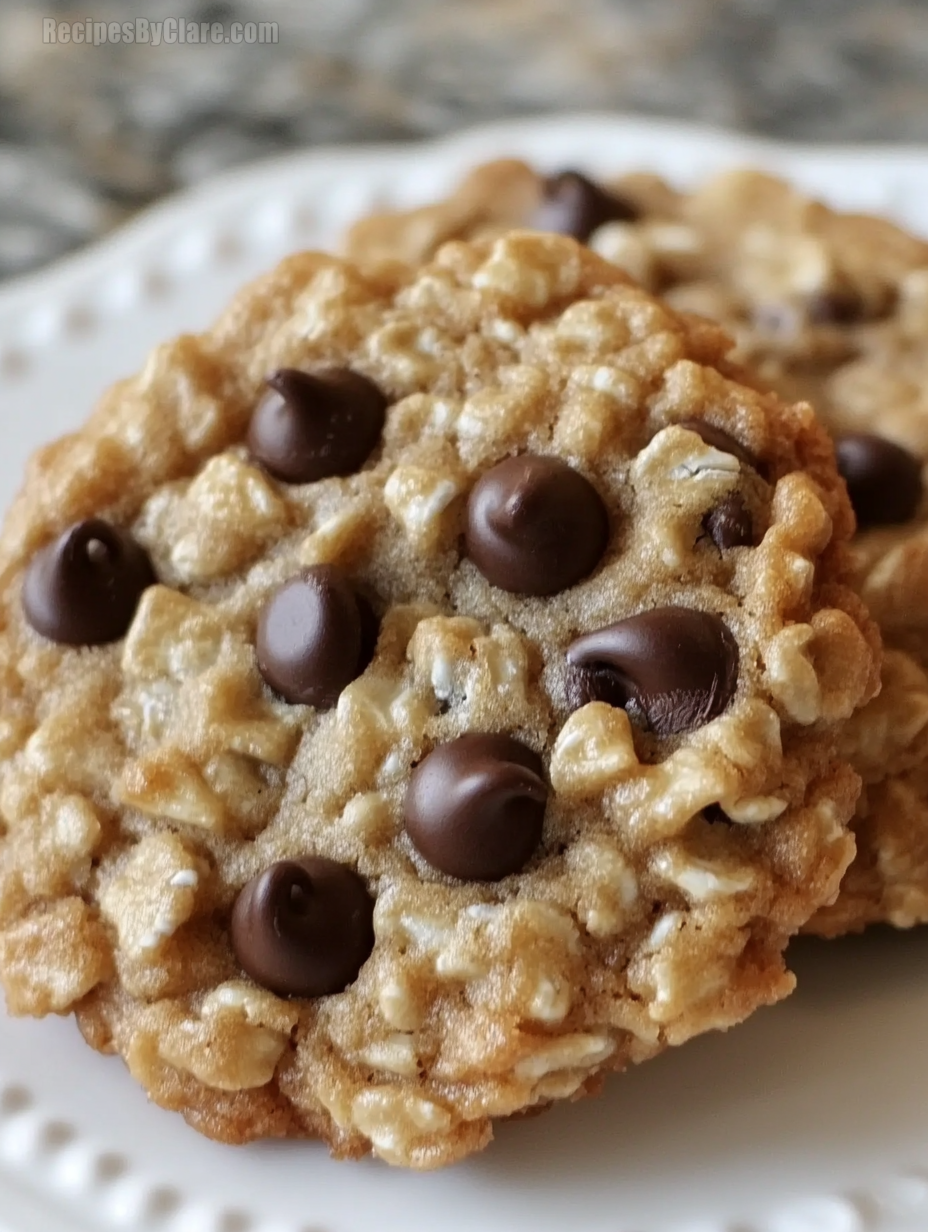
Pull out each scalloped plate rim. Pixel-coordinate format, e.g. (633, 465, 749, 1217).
(2, 111, 928, 310)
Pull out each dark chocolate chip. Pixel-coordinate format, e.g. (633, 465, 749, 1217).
(565, 607, 739, 736)
(566, 662, 635, 717)
(256, 565, 376, 708)
(465, 455, 609, 596)
(230, 856, 375, 998)
(248, 367, 386, 484)
(22, 519, 155, 646)
(835, 432, 923, 529)
(703, 493, 753, 550)
(531, 171, 640, 242)
(674, 419, 758, 470)
(404, 733, 547, 881)
(807, 287, 866, 326)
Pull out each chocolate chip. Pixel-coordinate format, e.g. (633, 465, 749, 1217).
(531, 171, 640, 242)
(230, 857, 375, 998)
(566, 663, 634, 717)
(703, 493, 753, 550)
(465, 455, 609, 595)
(835, 432, 923, 529)
(565, 607, 739, 736)
(256, 565, 376, 708)
(674, 419, 758, 470)
(404, 733, 548, 881)
(248, 367, 386, 484)
(22, 519, 155, 646)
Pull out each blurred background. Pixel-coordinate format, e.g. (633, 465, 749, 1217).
(3, 0, 928, 282)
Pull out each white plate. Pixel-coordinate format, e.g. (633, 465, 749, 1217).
(1, 115, 927, 1232)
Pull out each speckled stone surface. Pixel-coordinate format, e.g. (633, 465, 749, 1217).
(2, 0, 928, 281)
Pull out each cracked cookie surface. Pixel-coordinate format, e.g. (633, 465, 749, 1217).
(347, 165, 928, 936)
(0, 234, 877, 1166)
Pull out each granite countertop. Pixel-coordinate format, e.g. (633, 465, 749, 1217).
(2, 0, 928, 282)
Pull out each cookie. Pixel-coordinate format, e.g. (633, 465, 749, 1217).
(346, 163, 928, 936)
(0, 234, 877, 1167)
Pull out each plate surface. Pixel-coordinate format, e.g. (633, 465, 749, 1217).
(1, 115, 927, 1232)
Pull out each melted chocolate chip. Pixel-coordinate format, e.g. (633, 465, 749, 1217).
(531, 171, 640, 242)
(248, 368, 386, 484)
(565, 607, 739, 736)
(674, 419, 758, 470)
(230, 857, 375, 998)
(465, 455, 609, 596)
(404, 733, 548, 881)
(835, 432, 923, 529)
(703, 493, 753, 550)
(256, 565, 376, 708)
(22, 519, 155, 646)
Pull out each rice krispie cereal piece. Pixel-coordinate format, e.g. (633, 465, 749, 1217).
(346, 164, 928, 936)
(0, 234, 877, 1165)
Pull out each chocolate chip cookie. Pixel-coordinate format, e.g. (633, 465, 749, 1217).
(346, 163, 928, 936)
(0, 234, 878, 1166)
